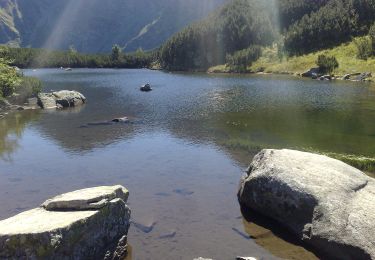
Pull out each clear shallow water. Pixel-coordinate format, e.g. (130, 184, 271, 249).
(1, 69, 375, 259)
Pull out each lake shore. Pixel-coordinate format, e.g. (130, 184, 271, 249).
(1, 68, 375, 259)
(207, 38, 375, 83)
(207, 64, 374, 83)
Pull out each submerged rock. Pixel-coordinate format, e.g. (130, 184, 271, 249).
(38, 90, 86, 109)
(131, 221, 157, 233)
(81, 116, 138, 128)
(0, 185, 131, 259)
(238, 149, 375, 260)
(140, 84, 152, 92)
(158, 230, 176, 239)
(173, 188, 194, 196)
(111, 117, 130, 123)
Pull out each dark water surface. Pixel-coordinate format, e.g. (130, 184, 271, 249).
(1, 69, 375, 259)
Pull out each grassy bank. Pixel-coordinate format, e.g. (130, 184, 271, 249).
(322, 152, 375, 176)
(208, 37, 375, 77)
(252, 38, 375, 76)
(7, 76, 42, 104)
(218, 137, 375, 176)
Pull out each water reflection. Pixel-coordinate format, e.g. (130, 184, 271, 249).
(34, 109, 138, 153)
(23, 69, 375, 160)
(0, 111, 41, 160)
(1, 69, 375, 259)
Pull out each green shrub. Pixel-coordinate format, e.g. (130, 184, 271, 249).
(20, 77, 43, 96)
(7, 76, 43, 104)
(111, 44, 122, 62)
(0, 60, 21, 98)
(355, 37, 372, 60)
(316, 55, 339, 74)
(226, 46, 262, 73)
(369, 23, 375, 55)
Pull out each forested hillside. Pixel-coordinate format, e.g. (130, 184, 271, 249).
(284, 0, 375, 54)
(160, 0, 375, 71)
(160, 0, 278, 70)
(3, 0, 375, 71)
(0, 0, 227, 53)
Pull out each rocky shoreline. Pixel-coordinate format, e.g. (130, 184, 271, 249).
(299, 68, 373, 82)
(207, 66, 374, 83)
(0, 90, 86, 119)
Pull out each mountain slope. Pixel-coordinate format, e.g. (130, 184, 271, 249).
(0, 0, 227, 53)
(159, 0, 375, 71)
(160, 0, 279, 70)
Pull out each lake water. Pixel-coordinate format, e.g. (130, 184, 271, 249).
(1, 69, 375, 259)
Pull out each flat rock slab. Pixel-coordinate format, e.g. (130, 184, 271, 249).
(0, 185, 131, 260)
(42, 185, 129, 211)
(238, 149, 375, 260)
(37, 93, 58, 109)
(0, 208, 96, 235)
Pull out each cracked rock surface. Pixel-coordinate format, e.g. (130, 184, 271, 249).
(42, 185, 129, 211)
(0, 185, 131, 260)
(238, 149, 375, 260)
(38, 90, 86, 109)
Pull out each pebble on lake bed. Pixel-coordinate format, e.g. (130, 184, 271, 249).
(131, 220, 157, 233)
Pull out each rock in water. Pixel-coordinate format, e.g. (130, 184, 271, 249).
(53, 90, 86, 107)
(38, 90, 86, 109)
(112, 117, 129, 123)
(238, 149, 375, 260)
(140, 84, 152, 92)
(0, 185, 131, 259)
(353, 72, 372, 82)
(301, 67, 319, 78)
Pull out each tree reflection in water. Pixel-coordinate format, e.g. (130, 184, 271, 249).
(0, 111, 40, 160)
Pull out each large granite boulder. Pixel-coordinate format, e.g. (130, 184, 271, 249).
(38, 90, 86, 109)
(238, 149, 375, 260)
(0, 185, 131, 259)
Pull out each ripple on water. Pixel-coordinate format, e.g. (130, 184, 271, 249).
(1, 69, 375, 259)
